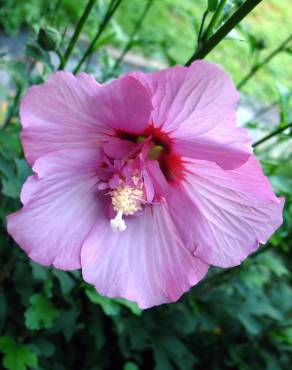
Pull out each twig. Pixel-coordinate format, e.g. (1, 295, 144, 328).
(110, 0, 153, 74)
(237, 33, 292, 89)
(73, 0, 122, 74)
(253, 122, 292, 148)
(197, 10, 209, 47)
(59, 0, 97, 70)
(185, 0, 262, 65)
(203, 0, 227, 40)
(2, 85, 22, 129)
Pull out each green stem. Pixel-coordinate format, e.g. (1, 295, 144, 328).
(237, 33, 292, 89)
(203, 0, 227, 40)
(2, 85, 22, 130)
(197, 10, 209, 46)
(253, 122, 292, 148)
(59, 0, 96, 70)
(186, 0, 262, 65)
(73, 0, 122, 74)
(111, 0, 153, 73)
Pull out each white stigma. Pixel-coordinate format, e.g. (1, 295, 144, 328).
(110, 210, 127, 232)
(110, 182, 144, 233)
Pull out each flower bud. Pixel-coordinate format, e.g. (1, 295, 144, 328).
(37, 27, 61, 51)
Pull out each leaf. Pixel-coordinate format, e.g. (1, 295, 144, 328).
(208, 0, 218, 12)
(115, 298, 142, 316)
(85, 286, 142, 316)
(85, 287, 120, 316)
(0, 156, 30, 199)
(124, 362, 140, 370)
(0, 336, 38, 370)
(24, 293, 59, 330)
(53, 270, 76, 295)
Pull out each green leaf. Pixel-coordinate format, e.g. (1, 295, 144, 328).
(0, 336, 38, 370)
(85, 286, 141, 316)
(114, 298, 142, 316)
(123, 362, 139, 370)
(0, 156, 30, 199)
(208, 0, 218, 12)
(53, 270, 75, 295)
(24, 293, 59, 330)
(85, 287, 120, 316)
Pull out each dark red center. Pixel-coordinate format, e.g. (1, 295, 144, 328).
(117, 124, 185, 183)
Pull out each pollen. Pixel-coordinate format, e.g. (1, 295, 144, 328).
(111, 185, 144, 216)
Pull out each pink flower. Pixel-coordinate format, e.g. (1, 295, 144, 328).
(7, 61, 284, 309)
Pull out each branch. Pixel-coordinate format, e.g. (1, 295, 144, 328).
(59, 0, 97, 70)
(110, 0, 154, 74)
(203, 0, 227, 41)
(237, 33, 292, 89)
(73, 0, 122, 74)
(185, 0, 262, 65)
(253, 122, 292, 148)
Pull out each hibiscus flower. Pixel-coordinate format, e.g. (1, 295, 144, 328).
(7, 61, 284, 308)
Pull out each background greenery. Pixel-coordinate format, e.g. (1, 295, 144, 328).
(0, 0, 291, 369)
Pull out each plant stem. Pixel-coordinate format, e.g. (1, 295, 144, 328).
(111, 0, 153, 73)
(2, 85, 22, 130)
(59, 0, 97, 70)
(253, 122, 292, 148)
(186, 0, 262, 65)
(197, 10, 209, 46)
(73, 0, 122, 74)
(237, 33, 292, 89)
(203, 0, 227, 40)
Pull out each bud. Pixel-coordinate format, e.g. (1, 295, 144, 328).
(37, 27, 61, 51)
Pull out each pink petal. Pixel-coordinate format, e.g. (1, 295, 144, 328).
(167, 156, 284, 268)
(94, 75, 152, 134)
(21, 72, 152, 165)
(7, 149, 103, 270)
(21, 71, 108, 165)
(81, 203, 208, 309)
(132, 61, 251, 170)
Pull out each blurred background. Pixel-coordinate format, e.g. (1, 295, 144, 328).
(0, 1, 292, 369)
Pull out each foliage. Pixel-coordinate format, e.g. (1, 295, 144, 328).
(0, 0, 292, 369)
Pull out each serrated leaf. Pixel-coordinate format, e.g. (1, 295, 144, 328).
(25, 293, 59, 330)
(0, 336, 38, 370)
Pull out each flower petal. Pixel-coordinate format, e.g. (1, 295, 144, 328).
(132, 60, 251, 170)
(21, 71, 108, 165)
(7, 149, 102, 270)
(81, 203, 208, 309)
(168, 156, 284, 267)
(21, 72, 152, 165)
(94, 75, 153, 134)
